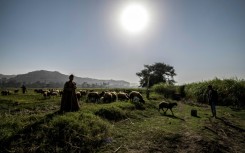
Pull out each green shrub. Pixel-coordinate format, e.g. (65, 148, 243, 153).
(184, 82, 208, 103)
(95, 107, 127, 121)
(152, 83, 177, 99)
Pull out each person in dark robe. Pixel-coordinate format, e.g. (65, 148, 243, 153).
(60, 74, 79, 112)
(21, 85, 27, 94)
(207, 85, 218, 118)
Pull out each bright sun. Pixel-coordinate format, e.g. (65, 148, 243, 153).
(120, 4, 149, 34)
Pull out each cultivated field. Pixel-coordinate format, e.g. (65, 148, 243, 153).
(0, 89, 244, 153)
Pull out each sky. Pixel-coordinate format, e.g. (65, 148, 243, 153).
(0, 0, 245, 85)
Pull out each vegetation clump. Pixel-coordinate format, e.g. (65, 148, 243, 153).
(1, 112, 111, 153)
(95, 107, 127, 122)
(152, 83, 177, 99)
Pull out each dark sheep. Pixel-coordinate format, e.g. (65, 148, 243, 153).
(158, 101, 177, 116)
(1, 90, 10, 96)
(59, 90, 63, 96)
(34, 89, 44, 94)
(129, 91, 145, 103)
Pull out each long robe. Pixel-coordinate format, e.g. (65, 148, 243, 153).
(60, 81, 79, 112)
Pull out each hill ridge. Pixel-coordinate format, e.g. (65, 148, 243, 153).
(0, 70, 130, 88)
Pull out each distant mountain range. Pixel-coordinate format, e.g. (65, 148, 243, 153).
(0, 74, 16, 79)
(0, 70, 131, 88)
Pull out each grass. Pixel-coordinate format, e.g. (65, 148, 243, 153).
(0, 89, 244, 153)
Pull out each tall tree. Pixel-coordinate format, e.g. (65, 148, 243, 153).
(136, 62, 176, 87)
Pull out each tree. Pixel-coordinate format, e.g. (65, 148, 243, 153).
(136, 62, 176, 87)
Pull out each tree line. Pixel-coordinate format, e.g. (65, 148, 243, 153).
(0, 80, 111, 88)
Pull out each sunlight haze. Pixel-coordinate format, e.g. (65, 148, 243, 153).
(120, 3, 150, 34)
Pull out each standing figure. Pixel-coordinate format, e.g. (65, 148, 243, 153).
(207, 85, 218, 118)
(60, 74, 79, 112)
(21, 85, 27, 94)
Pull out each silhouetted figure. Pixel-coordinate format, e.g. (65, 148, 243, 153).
(21, 85, 27, 94)
(207, 85, 218, 118)
(60, 74, 79, 112)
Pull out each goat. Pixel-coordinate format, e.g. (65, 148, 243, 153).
(159, 101, 177, 116)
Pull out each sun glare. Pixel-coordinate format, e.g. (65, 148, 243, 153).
(120, 3, 149, 34)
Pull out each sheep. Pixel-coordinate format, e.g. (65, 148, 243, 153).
(43, 91, 48, 98)
(110, 91, 117, 102)
(34, 89, 44, 94)
(59, 90, 63, 96)
(76, 92, 81, 101)
(14, 89, 19, 93)
(87, 92, 100, 103)
(51, 91, 59, 96)
(1, 90, 10, 96)
(158, 101, 177, 116)
(43, 91, 51, 98)
(79, 90, 87, 96)
(99, 96, 104, 103)
(77, 90, 87, 100)
(117, 92, 129, 101)
(129, 91, 145, 103)
(100, 91, 113, 103)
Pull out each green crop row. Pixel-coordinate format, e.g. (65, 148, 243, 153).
(152, 78, 245, 107)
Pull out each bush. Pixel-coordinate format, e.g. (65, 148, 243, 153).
(152, 83, 177, 99)
(184, 82, 208, 103)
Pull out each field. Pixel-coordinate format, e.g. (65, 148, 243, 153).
(0, 89, 244, 153)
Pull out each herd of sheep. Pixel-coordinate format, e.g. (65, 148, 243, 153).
(1, 88, 145, 104)
(1, 88, 178, 115)
(1, 89, 19, 95)
(85, 90, 145, 103)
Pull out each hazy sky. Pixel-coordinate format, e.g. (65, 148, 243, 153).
(0, 0, 245, 84)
